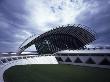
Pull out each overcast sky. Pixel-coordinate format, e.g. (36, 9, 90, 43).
(0, 0, 110, 52)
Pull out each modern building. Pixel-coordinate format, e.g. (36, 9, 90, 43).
(17, 24, 95, 55)
(0, 24, 110, 82)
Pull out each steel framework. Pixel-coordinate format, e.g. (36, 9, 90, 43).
(17, 24, 95, 55)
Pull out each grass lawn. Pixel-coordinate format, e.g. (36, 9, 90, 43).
(3, 64, 110, 82)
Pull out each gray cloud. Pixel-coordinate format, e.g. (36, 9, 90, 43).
(0, 0, 110, 52)
(0, 0, 29, 52)
(75, 0, 110, 46)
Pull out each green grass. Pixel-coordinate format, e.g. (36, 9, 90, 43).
(3, 64, 110, 82)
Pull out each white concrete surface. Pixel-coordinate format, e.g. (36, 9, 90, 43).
(0, 55, 58, 82)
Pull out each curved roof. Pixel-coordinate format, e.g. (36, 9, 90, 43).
(17, 24, 95, 55)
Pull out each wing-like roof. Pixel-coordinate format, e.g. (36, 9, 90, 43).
(17, 24, 95, 55)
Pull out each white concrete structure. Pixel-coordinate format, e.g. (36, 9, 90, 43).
(55, 49, 110, 69)
(0, 55, 58, 82)
(0, 49, 110, 82)
(56, 56, 110, 68)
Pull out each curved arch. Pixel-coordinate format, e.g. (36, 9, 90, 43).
(17, 24, 95, 55)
